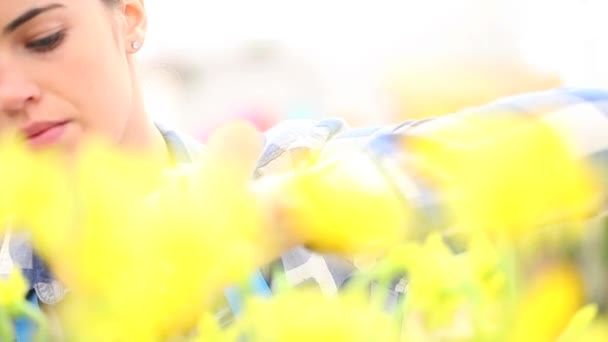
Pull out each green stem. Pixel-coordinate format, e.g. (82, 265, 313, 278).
(394, 293, 409, 339)
(18, 302, 49, 342)
(0, 305, 15, 342)
(270, 264, 289, 294)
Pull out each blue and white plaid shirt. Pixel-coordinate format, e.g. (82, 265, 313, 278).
(5, 87, 608, 337)
(223, 87, 608, 326)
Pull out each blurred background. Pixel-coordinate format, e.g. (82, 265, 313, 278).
(137, 0, 608, 140)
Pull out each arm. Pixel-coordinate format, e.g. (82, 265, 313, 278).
(258, 87, 608, 255)
(357, 87, 608, 240)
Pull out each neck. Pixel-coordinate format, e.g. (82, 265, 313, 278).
(116, 82, 172, 170)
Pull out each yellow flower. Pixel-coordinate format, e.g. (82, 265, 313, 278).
(49, 124, 272, 338)
(406, 114, 599, 240)
(466, 233, 506, 300)
(574, 318, 608, 342)
(57, 298, 158, 342)
(194, 312, 239, 342)
(508, 263, 585, 342)
(0, 136, 75, 241)
(396, 235, 470, 330)
(277, 150, 410, 255)
(0, 268, 28, 311)
(557, 304, 599, 342)
(43, 139, 160, 294)
(237, 289, 399, 342)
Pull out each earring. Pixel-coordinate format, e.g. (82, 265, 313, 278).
(131, 41, 141, 51)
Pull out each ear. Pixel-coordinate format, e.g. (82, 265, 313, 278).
(119, 0, 147, 53)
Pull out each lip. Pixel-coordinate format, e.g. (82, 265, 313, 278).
(21, 120, 70, 148)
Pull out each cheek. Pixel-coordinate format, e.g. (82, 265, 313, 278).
(40, 31, 135, 139)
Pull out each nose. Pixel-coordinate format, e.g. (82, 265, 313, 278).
(0, 67, 40, 116)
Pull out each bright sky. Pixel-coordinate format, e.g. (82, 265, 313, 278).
(139, 0, 608, 129)
(141, 0, 604, 85)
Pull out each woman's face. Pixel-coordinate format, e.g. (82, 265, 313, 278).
(0, 0, 146, 152)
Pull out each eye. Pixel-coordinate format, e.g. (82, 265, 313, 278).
(25, 30, 66, 53)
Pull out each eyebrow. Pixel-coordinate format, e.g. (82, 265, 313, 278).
(3, 3, 65, 35)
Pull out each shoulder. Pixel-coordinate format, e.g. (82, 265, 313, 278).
(159, 87, 608, 167)
(459, 87, 608, 120)
(157, 124, 206, 163)
(157, 119, 348, 174)
(254, 118, 349, 176)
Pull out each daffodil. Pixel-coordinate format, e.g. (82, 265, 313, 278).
(48, 125, 273, 339)
(405, 114, 599, 241)
(508, 263, 585, 342)
(0, 119, 603, 342)
(395, 235, 471, 330)
(557, 304, 599, 342)
(573, 318, 608, 342)
(0, 268, 28, 312)
(276, 150, 410, 255)
(236, 289, 399, 342)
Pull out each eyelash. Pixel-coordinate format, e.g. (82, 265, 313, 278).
(26, 30, 66, 53)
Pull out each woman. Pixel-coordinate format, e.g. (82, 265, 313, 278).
(0, 0, 162, 292)
(1, 0, 607, 340)
(0, 1, 374, 336)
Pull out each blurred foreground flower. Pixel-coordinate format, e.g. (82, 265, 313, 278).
(54, 123, 272, 339)
(233, 289, 399, 342)
(0, 268, 27, 312)
(271, 150, 409, 255)
(509, 263, 585, 342)
(0, 117, 604, 341)
(0, 269, 48, 342)
(0, 123, 276, 339)
(405, 114, 600, 241)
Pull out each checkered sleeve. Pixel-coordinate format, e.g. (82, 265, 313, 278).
(352, 87, 608, 230)
(259, 88, 608, 300)
(351, 87, 608, 310)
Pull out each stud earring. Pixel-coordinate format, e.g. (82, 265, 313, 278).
(131, 41, 141, 51)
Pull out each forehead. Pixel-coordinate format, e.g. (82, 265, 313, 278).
(0, 0, 64, 12)
(0, 1, 89, 24)
(0, 0, 118, 38)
